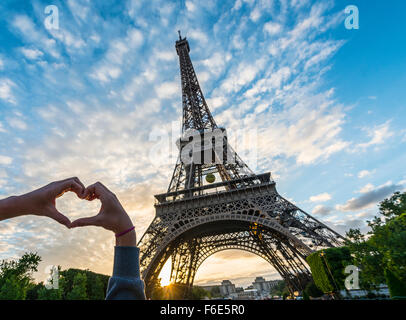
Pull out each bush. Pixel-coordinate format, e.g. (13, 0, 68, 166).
(306, 252, 334, 293)
(385, 269, 406, 299)
(306, 247, 353, 294)
(304, 280, 323, 298)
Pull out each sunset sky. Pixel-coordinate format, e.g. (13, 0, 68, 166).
(1, 0, 406, 288)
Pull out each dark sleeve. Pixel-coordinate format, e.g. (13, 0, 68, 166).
(105, 246, 146, 300)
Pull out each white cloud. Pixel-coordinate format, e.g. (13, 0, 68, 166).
(357, 169, 375, 178)
(156, 81, 179, 99)
(244, 66, 291, 98)
(357, 121, 393, 149)
(312, 205, 333, 216)
(0, 78, 17, 105)
(155, 50, 176, 61)
(189, 29, 209, 44)
(0, 155, 13, 165)
(221, 58, 266, 94)
(7, 117, 27, 130)
(90, 65, 122, 83)
(185, 0, 197, 12)
(90, 28, 143, 83)
(0, 57, 3, 70)
(67, 0, 90, 22)
(264, 21, 282, 35)
(336, 183, 401, 212)
(21, 47, 44, 60)
(12, 15, 60, 59)
(358, 183, 375, 193)
(250, 7, 261, 22)
(201, 52, 231, 76)
(309, 192, 331, 202)
(50, 29, 86, 50)
(207, 96, 228, 111)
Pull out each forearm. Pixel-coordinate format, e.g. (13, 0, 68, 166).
(0, 195, 29, 221)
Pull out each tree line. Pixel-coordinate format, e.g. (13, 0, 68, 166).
(0, 253, 109, 300)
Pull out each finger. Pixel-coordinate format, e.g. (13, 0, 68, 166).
(72, 177, 86, 192)
(47, 208, 72, 229)
(83, 182, 113, 201)
(56, 178, 86, 199)
(71, 216, 101, 228)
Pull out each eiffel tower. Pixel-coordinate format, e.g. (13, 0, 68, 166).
(138, 32, 344, 298)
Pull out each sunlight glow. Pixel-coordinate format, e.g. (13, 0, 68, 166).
(159, 257, 172, 287)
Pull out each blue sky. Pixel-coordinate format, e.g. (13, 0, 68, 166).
(0, 0, 405, 287)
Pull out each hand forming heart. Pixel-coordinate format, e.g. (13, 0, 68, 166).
(10, 178, 134, 236)
(0, 177, 137, 247)
(16, 177, 86, 228)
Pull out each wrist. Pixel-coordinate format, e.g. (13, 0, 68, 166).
(115, 229, 137, 247)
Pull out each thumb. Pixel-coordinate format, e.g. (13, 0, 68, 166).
(46, 207, 72, 229)
(71, 215, 101, 228)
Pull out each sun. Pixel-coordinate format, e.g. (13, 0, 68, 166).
(159, 257, 173, 287)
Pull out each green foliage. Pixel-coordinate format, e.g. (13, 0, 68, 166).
(306, 252, 334, 293)
(0, 252, 109, 300)
(379, 192, 406, 219)
(304, 280, 323, 298)
(60, 268, 109, 300)
(26, 283, 44, 300)
(150, 277, 165, 300)
(369, 213, 406, 282)
(37, 286, 62, 300)
(89, 276, 105, 300)
(306, 247, 352, 294)
(209, 286, 221, 298)
(385, 269, 406, 299)
(323, 247, 353, 290)
(269, 280, 286, 296)
(189, 286, 210, 300)
(0, 252, 41, 300)
(66, 272, 88, 300)
(346, 191, 406, 290)
(0, 275, 26, 299)
(302, 290, 310, 300)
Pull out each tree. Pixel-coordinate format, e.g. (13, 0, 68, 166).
(269, 280, 286, 297)
(306, 247, 352, 295)
(210, 286, 221, 298)
(37, 286, 62, 300)
(0, 252, 41, 300)
(385, 269, 406, 299)
(66, 272, 88, 300)
(26, 283, 45, 300)
(88, 275, 105, 300)
(346, 191, 406, 290)
(304, 280, 323, 298)
(189, 286, 210, 300)
(302, 290, 310, 300)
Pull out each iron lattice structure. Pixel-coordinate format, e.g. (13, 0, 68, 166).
(138, 33, 344, 298)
